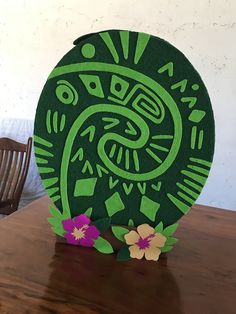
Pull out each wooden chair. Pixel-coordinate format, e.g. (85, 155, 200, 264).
(0, 137, 32, 215)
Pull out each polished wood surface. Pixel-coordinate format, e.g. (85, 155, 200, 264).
(0, 196, 236, 314)
(0, 137, 32, 215)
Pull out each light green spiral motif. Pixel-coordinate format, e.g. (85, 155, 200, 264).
(58, 63, 183, 213)
(60, 104, 150, 212)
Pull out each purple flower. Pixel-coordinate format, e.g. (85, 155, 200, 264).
(62, 214, 100, 247)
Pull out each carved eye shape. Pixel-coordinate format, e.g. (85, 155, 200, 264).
(132, 93, 165, 124)
(55, 80, 79, 105)
(79, 74, 104, 98)
(110, 75, 129, 99)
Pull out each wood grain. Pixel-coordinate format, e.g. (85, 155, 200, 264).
(0, 196, 236, 314)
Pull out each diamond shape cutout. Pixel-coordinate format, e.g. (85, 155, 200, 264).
(105, 192, 125, 217)
(74, 177, 97, 197)
(110, 75, 129, 99)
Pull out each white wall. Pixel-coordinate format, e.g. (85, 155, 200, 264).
(0, 0, 235, 210)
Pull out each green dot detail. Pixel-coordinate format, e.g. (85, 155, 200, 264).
(192, 84, 199, 91)
(81, 43, 96, 59)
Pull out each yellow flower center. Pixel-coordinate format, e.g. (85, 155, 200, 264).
(71, 225, 88, 240)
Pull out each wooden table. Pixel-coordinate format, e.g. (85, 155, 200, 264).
(0, 197, 235, 314)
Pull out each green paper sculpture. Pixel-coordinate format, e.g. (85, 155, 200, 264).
(34, 30, 215, 261)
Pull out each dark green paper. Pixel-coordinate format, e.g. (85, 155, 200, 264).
(34, 30, 215, 228)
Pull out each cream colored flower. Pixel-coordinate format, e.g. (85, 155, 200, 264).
(124, 223, 166, 261)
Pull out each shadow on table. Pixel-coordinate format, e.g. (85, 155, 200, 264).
(39, 242, 184, 314)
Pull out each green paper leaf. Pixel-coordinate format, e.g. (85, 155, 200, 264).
(49, 204, 71, 219)
(84, 207, 93, 218)
(128, 219, 134, 227)
(52, 225, 65, 237)
(93, 236, 114, 254)
(162, 223, 179, 237)
(117, 246, 131, 261)
(161, 245, 173, 253)
(111, 226, 129, 242)
(166, 237, 178, 246)
(154, 221, 164, 233)
(47, 217, 60, 225)
(47, 204, 70, 237)
(93, 217, 111, 231)
(49, 205, 62, 218)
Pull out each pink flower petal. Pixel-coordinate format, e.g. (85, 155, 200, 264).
(85, 225, 100, 240)
(74, 214, 91, 228)
(79, 238, 94, 247)
(62, 219, 75, 232)
(64, 233, 79, 245)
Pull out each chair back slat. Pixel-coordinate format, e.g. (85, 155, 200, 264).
(0, 151, 8, 193)
(0, 137, 32, 214)
(0, 150, 14, 200)
(11, 152, 25, 199)
(0, 150, 3, 165)
(4, 151, 19, 199)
